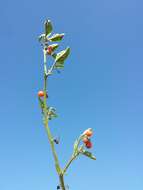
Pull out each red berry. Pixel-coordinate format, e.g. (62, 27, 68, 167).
(38, 91, 44, 97)
(82, 137, 89, 143)
(83, 128, 93, 137)
(85, 140, 92, 149)
(47, 46, 53, 55)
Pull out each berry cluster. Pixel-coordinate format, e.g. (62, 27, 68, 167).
(82, 128, 93, 149)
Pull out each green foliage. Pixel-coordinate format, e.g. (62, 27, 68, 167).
(38, 34, 46, 43)
(53, 47, 70, 69)
(73, 139, 79, 156)
(47, 107, 58, 120)
(80, 149, 96, 160)
(37, 20, 95, 190)
(55, 47, 70, 62)
(49, 44, 59, 51)
(49, 33, 64, 42)
(38, 98, 57, 120)
(51, 53, 57, 59)
(55, 61, 65, 69)
(44, 20, 53, 36)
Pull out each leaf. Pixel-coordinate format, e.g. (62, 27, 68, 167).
(44, 20, 53, 36)
(38, 34, 46, 43)
(54, 61, 64, 69)
(49, 33, 64, 42)
(55, 47, 70, 63)
(49, 44, 59, 51)
(47, 107, 58, 120)
(73, 139, 79, 156)
(52, 53, 57, 59)
(81, 150, 96, 160)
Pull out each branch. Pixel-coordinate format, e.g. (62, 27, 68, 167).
(43, 49, 62, 175)
(63, 152, 79, 175)
(63, 136, 84, 175)
(47, 60, 57, 76)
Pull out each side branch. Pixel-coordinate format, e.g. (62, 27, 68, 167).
(63, 152, 80, 175)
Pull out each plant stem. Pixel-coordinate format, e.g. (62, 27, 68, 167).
(63, 152, 79, 175)
(43, 49, 66, 190)
(59, 174, 66, 190)
(63, 136, 83, 174)
(47, 60, 57, 76)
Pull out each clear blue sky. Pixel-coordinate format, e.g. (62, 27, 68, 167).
(0, 0, 143, 189)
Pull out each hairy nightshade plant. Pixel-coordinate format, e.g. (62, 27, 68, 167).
(38, 20, 96, 190)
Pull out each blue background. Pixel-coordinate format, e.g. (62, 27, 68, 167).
(0, 0, 143, 189)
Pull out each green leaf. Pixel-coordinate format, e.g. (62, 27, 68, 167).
(44, 20, 53, 36)
(81, 150, 96, 160)
(55, 61, 64, 69)
(48, 44, 59, 51)
(49, 33, 64, 42)
(52, 53, 57, 59)
(73, 139, 79, 156)
(55, 47, 70, 64)
(38, 34, 46, 43)
(47, 107, 58, 120)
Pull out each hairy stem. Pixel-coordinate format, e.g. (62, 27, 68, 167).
(63, 152, 79, 175)
(43, 49, 66, 190)
(59, 174, 66, 190)
(63, 136, 83, 174)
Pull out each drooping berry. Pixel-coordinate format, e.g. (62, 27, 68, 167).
(82, 137, 89, 144)
(83, 128, 93, 137)
(47, 46, 53, 55)
(38, 90, 44, 97)
(85, 140, 92, 149)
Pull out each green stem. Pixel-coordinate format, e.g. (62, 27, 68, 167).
(63, 136, 83, 174)
(43, 50, 66, 190)
(63, 152, 79, 175)
(59, 174, 66, 190)
(43, 50, 61, 174)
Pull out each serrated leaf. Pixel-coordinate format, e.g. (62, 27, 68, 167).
(49, 33, 64, 42)
(44, 20, 53, 36)
(55, 47, 70, 63)
(81, 150, 96, 160)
